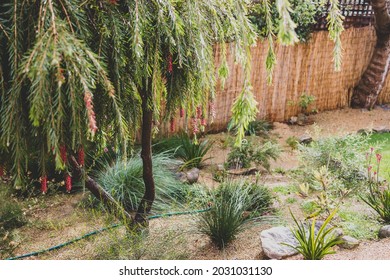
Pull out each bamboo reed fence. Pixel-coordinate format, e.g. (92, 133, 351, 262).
(163, 26, 389, 134)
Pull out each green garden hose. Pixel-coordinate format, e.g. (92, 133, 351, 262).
(5, 207, 210, 260)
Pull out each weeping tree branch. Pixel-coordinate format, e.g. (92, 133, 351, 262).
(69, 156, 134, 226)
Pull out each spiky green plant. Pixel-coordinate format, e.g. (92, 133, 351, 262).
(198, 180, 273, 249)
(176, 135, 213, 170)
(361, 184, 390, 223)
(285, 209, 342, 260)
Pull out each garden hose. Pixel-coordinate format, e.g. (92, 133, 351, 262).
(5, 207, 211, 260)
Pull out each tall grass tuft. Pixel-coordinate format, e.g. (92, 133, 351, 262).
(198, 180, 273, 249)
(95, 152, 188, 213)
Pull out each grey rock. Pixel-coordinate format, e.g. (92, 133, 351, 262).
(373, 127, 390, 134)
(260, 227, 299, 260)
(333, 228, 344, 238)
(299, 135, 313, 145)
(175, 172, 187, 183)
(186, 168, 200, 184)
(217, 164, 225, 171)
(340, 236, 359, 249)
(289, 116, 298, 125)
(378, 225, 390, 238)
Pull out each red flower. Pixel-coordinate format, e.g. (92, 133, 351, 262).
(192, 117, 199, 135)
(60, 145, 67, 164)
(201, 118, 207, 127)
(41, 176, 48, 194)
(78, 146, 85, 166)
(180, 107, 184, 118)
(84, 91, 98, 136)
(376, 153, 382, 163)
(167, 53, 173, 74)
(65, 174, 72, 193)
(196, 106, 202, 119)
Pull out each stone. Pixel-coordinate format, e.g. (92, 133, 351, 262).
(378, 225, 390, 238)
(339, 235, 359, 249)
(175, 172, 187, 183)
(333, 228, 344, 238)
(289, 116, 298, 125)
(260, 227, 299, 260)
(299, 135, 313, 145)
(373, 127, 390, 134)
(297, 113, 308, 126)
(186, 168, 200, 184)
(217, 164, 225, 171)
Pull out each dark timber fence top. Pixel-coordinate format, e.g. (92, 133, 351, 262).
(313, 0, 374, 30)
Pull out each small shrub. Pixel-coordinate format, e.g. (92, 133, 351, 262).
(198, 180, 273, 249)
(228, 119, 273, 137)
(153, 133, 213, 169)
(286, 136, 299, 150)
(286, 197, 297, 204)
(285, 209, 342, 260)
(0, 189, 26, 231)
(226, 139, 281, 170)
(176, 135, 213, 169)
(297, 133, 371, 191)
(245, 120, 273, 137)
(298, 93, 316, 114)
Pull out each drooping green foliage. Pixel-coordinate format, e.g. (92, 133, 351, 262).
(0, 0, 345, 194)
(0, 0, 257, 189)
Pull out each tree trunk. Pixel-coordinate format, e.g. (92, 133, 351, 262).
(69, 156, 134, 226)
(351, 0, 390, 109)
(133, 91, 156, 226)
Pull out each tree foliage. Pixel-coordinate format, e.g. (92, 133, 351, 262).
(0, 0, 344, 194)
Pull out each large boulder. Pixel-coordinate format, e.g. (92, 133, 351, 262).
(260, 227, 299, 260)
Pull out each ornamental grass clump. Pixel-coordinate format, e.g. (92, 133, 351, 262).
(95, 152, 188, 213)
(285, 209, 342, 260)
(198, 180, 273, 249)
(226, 139, 280, 170)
